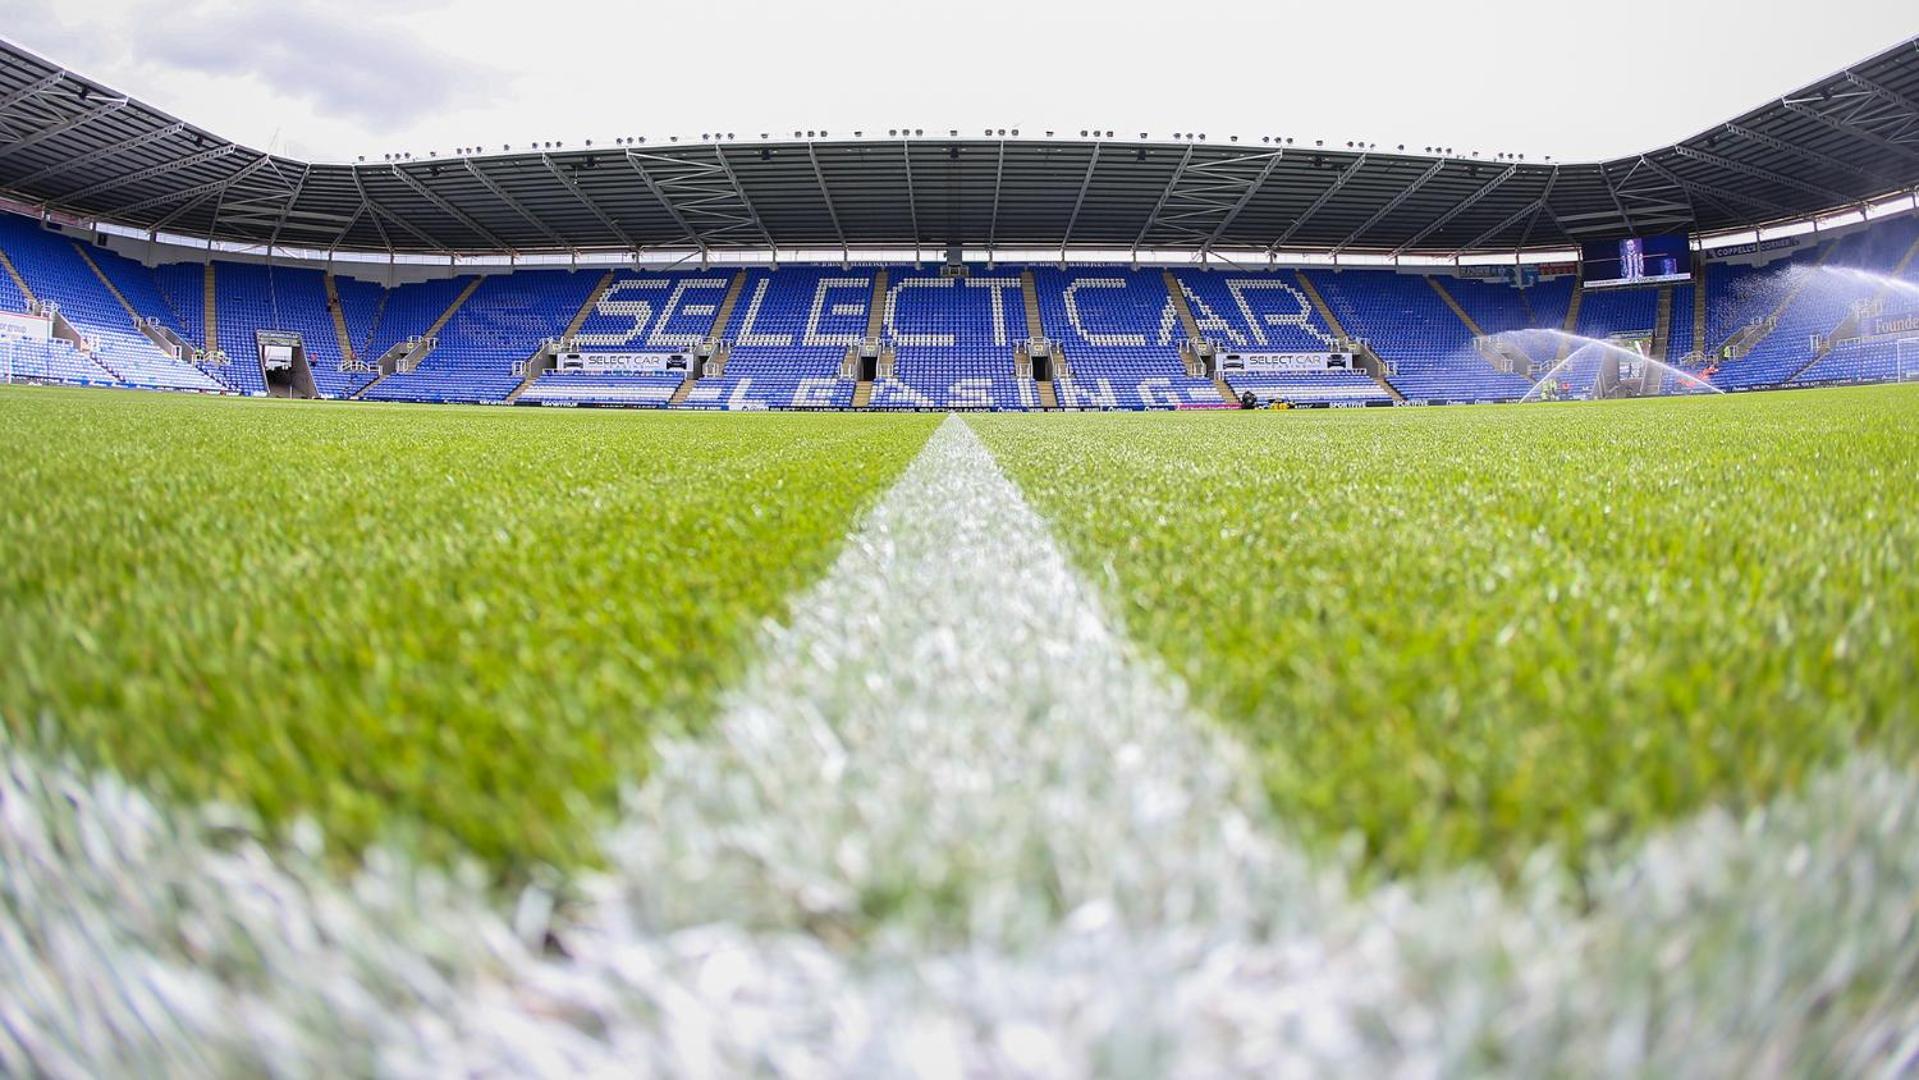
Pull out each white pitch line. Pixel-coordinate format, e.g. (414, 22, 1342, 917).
(3, 416, 1919, 1076)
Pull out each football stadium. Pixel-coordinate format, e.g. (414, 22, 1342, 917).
(2, 5, 1919, 1073)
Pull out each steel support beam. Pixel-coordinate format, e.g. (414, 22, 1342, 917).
(11, 121, 185, 189)
(901, 141, 921, 249)
(1454, 198, 1541, 254)
(1843, 70, 1919, 118)
(1721, 122, 1885, 185)
(118, 154, 269, 217)
(1059, 142, 1101, 257)
(1671, 144, 1854, 203)
(464, 159, 568, 248)
(1132, 144, 1194, 252)
(1199, 150, 1283, 255)
(985, 140, 1008, 252)
(350, 168, 394, 253)
(541, 154, 634, 248)
(624, 151, 706, 251)
(266, 163, 313, 248)
(0, 71, 63, 115)
(1782, 101, 1919, 165)
(1517, 166, 1562, 248)
(806, 142, 847, 255)
(0, 97, 128, 163)
(1637, 154, 1796, 217)
(1392, 163, 1514, 254)
(62, 142, 238, 202)
(391, 165, 513, 250)
(1332, 157, 1446, 253)
(1269, 153, 1367, 252)
(710, 146, 777, 250)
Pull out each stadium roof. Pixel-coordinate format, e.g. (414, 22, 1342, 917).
(1, 36, 1917, 260)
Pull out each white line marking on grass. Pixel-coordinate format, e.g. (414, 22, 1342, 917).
(4, 415, 1919, 1075)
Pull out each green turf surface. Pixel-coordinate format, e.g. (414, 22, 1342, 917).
(972, 386, 1919, 881)
(0, 388, 936, 873)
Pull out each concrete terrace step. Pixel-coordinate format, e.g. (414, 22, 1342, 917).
(0, 244, 37, 306)
(1427, 276, 1485, 338)
(324, 272, 356, 369)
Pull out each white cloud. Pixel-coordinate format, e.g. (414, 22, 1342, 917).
(2, 0, 1916, 163)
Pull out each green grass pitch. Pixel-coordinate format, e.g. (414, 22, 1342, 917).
(975, 385, 1919, 880)
(3, 383, 1917, 887)
(0, 387, 937, 873)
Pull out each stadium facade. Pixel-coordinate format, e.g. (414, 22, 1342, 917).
(0, 36, 1917, 409)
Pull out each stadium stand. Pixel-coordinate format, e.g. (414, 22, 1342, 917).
(521, 271, 729, 407)
(7, 208, 1919, 409)
(367, 271, 599, 404)
(0, 215, 223, 392)
(1032, 268, 1220, 409)
(1169, 269, 1388, 406)
(684, 268, 859, 410)
(1305, 270, 1533, 403)
(870, 269, 1030, 410)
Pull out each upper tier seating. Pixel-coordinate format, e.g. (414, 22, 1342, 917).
(1033, 268, 1222, 409)
(1446, 277, 1535, 336)
(7, 208, 1919, 408)
(1305, 270, 1533, 403)
(521, 271, 731, 407)
(334, 275, 386, 365)
(870, 270, 1030, 410)
(370, 271, 604, 404)
(686, 268, 858, 410)
(0, 216, 224, 392)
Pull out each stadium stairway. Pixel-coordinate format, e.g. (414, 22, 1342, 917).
(1692, 258, 1708, 359)
(1296, 270, 1405, 403)
(849, 270, 888, 409)
(1161, 269, 1235, 404)
(0, 244, 36, 305)
(1211, 373, 1237, 403)
(1017, 269, 1062, 409)
(1161, 269, 1203, 341)
(426, 276, 487, 340)
(1787, 230, 1919, 384)
(1431, 276, 1513, 376)
(1020, 269, 1044, 341)
(1427, 277, 1485, 337)
(1649, 287, 1675, 393)
(506, 269, 615, 403)
(352, 276, 484, 400)
(671, 269, 748, 405)
(323, 273, 356, 370)
(70, 243, 141, 326)
(710, 269, 750, 340)
(70, 240, 201, 365)
(1552, 272, 1585, 365)
(203, 263, 217, 358)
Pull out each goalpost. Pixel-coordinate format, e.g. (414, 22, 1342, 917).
(1900, 339, 1919, 383)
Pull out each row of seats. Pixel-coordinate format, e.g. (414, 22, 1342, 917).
(0, 215, 224, 393)
(7, 210, 1919, 408)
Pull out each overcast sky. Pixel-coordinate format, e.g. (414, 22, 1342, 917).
(6, 0, 1917, 164)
